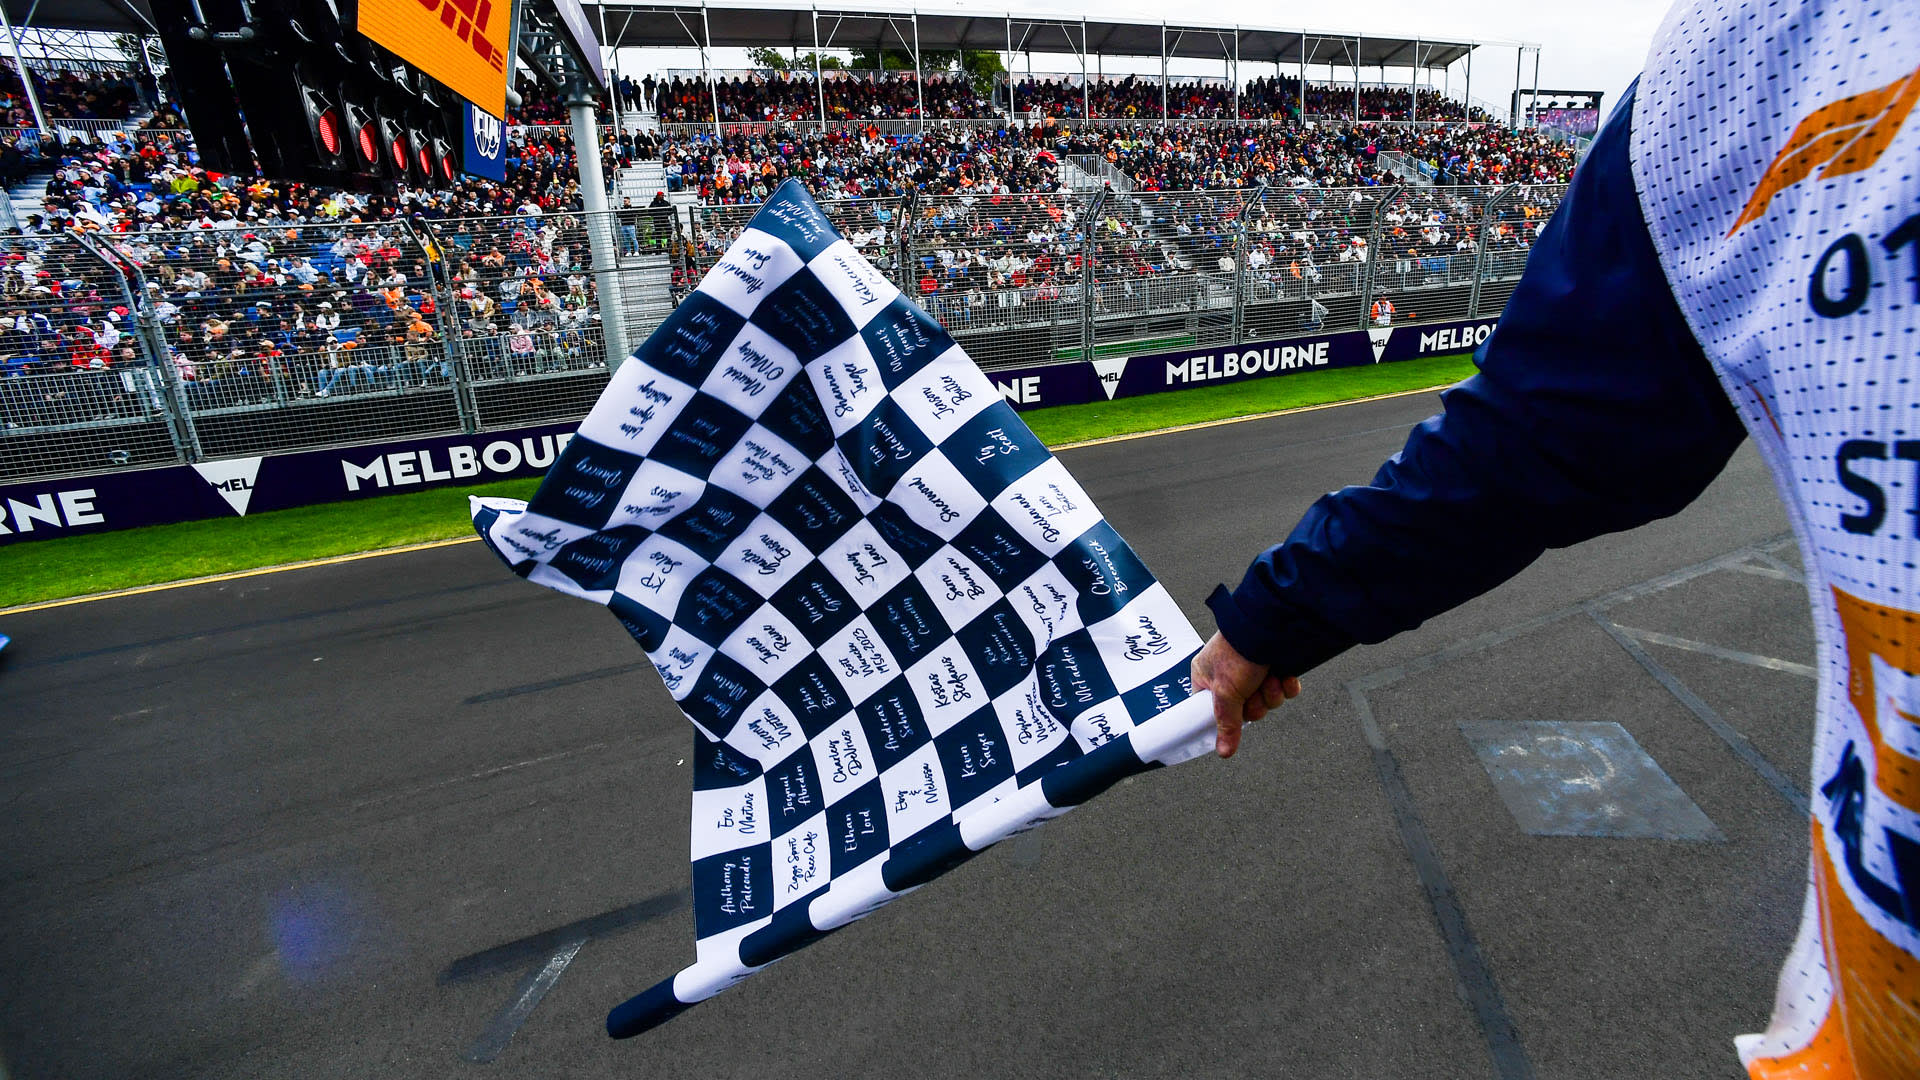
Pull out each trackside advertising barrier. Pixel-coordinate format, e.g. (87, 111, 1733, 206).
(981, 316, 1496, 410)
(0, 318, 1493, 544)
(0, 424, 577, 545)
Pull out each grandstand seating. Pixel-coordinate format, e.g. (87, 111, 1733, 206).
(0, 63, 148, 126)
(512, 69, 1498, 128)
(0, 60, 1574, 481)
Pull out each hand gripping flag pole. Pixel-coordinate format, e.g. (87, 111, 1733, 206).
(470, 179, 1222, 1039)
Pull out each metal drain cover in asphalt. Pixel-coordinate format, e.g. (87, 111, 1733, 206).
(1458, 720, 1721, 840)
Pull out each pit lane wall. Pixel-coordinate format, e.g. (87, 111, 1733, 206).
(0, 317, 1492, 544)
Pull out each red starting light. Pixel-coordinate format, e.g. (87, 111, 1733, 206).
(315, 109, 342, 156)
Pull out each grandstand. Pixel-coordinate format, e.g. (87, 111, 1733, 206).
(0, 5, 1572, 487)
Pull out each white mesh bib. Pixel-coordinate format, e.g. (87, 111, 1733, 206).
(1629, 0, 1920, 1074)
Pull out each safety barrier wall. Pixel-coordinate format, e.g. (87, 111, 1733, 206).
(0, 315, 1495, 544)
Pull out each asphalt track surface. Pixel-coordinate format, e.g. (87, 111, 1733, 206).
(1, 390, 1809, 1080)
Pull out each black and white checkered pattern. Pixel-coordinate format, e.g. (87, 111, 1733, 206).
(472, 180, 1218, 1039)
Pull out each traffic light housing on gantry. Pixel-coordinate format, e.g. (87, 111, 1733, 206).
(150, 0, 472, 192)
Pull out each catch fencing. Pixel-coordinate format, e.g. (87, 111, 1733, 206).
(3, 181, 1563, 483)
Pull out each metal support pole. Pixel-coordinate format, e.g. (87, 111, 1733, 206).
(126, 266, 199, 458)
(894, 190, 916, 291)
(1513, 47, 1523, 128)
(1006, 15, 1015, 117)
(1232, 30, 1239, 122)
(701, 5, 720, 141)
(570, 76, 632, 372)
(1229, 186, 1261, 344)
(602, 6, 622, 136)
(0, 3, 49, 134)
(1079, 186, 1106, 361)
(404, 218, 479, 432)
(1465, 45, 1473, 122)
(134, 34, 158, 110)
(1530, 47, 1541, 129)
(81, 230, 200, 462)
(1468, 189, 1495, 317)
(1353, 37, 1361, 121)
(1358, 184, 1401, 330)
(1231, 219, 1248, 345)
(1080, 19, 1089, 120)
(673, 204, 698, 305)
(1411, 41, 1419, 122)
(1298, 33, 1306, 120)
(911, 14, 923, 132)
(1161, 24, 1168, 121)
(813, 9, 826, 129)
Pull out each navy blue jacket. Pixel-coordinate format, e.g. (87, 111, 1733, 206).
(1206, 83, 1749, 675)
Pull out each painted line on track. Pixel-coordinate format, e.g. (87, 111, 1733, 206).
(1046, 384, 1443, 451)
(0, 536, 481, 616)
(2, 383, 1452, 617)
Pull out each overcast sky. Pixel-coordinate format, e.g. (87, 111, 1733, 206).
(606, 0, 1676, 124)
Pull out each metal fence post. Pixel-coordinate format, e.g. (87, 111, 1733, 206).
(1359, 184, 1402, 330)
(78, 230, 201, 463)
(895, 192, 919, 293)
(1080, 185, 1107, 363)
(411, 219, 483, 434)
(123, 296, 201, 463)
(1469, 186, 1511, 319)
(1230, 184, 1265, 345)
(675, 205, 699, 306)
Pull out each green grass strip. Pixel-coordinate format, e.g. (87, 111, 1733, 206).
(1021, 352, 1475, 445)
(0, 352, 1475, 609)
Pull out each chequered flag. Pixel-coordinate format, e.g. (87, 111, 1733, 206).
(472, 179, 1219, 1038)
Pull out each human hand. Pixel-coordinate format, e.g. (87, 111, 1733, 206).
(1190, 631, 1301, 759)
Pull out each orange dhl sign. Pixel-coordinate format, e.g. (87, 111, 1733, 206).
(357, 0, 513, 120)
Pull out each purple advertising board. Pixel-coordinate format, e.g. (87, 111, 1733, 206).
(0, 317, 1493, 545)
(0, 423, 577, 546)
(979, 316, 1495, 410)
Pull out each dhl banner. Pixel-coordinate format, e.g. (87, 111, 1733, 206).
(357, 0, 513, 120)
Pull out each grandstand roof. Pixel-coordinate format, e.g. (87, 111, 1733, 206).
(1, 0, 156, 34)
(587, 3, 1501, 68)
(4, 0, 1502, 70)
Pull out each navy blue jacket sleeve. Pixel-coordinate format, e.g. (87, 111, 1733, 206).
(1206, 81, 1747, 674)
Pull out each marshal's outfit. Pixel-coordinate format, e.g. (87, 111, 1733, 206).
(1207, 0, 1920, 1073)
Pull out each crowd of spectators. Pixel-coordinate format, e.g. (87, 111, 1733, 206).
(653, 117, 1575, 201)
(0, 64, 1574, 431)
(1010, 75, 1312, 120)
(1008, 77, 1495, 123)
(678, 154, 1558, 348)
(0, 63, 150, 127)
(1059, 120, 1575, 190)
(647, 71, 991, 125)
(0, 117, 647, 425)
(1371, 123, 1574, 184)
(661, 122, 1067, 203)
(513, 68, 1492, 126)
(1297, 84, 1490, 122)
(0, 204, 621, 426)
